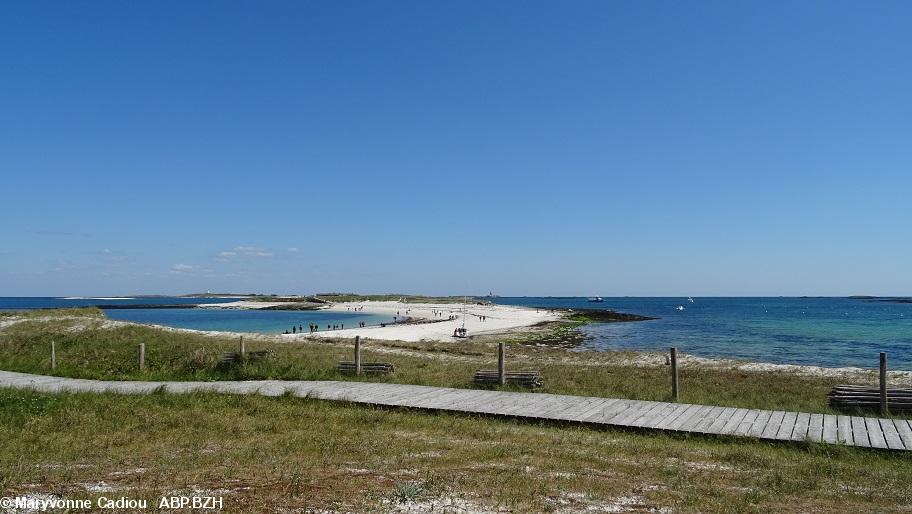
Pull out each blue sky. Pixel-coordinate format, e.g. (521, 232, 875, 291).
(2, 1, 911, 297)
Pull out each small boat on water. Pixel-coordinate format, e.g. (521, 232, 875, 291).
(587, 296, 604, 303)
(687, 297, 694, 303)
(675, 305, 685, 311)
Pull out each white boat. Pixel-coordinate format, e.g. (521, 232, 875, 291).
(587, 296, 604, 303)
(675, 305, 685, 311)
(687, 297, 694, 303)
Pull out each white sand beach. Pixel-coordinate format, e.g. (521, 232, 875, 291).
(299, 301, 560, 342)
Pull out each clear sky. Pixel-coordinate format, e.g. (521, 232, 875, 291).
(2, 1, 911, 297)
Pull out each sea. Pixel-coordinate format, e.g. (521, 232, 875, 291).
(1, 296, 910, 370)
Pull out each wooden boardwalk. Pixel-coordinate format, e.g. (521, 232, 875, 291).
(1, 370, 910, 451)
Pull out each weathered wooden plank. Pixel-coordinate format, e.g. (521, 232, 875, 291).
(760, 411, 785, 440)
(893, 419, 912, 450)
(678, 405, 717, 432)
(663, 404, 703, 431)
(734, 410, 761, 437)
(748, 410, 773, 438)
(879, 418, 904, 450)
(653, 403, 694, 430)
(627, 401, 669, 427)
(790, 412, 811, 442)
(543, 397, 604, 420)
(775, 412, 798, 441)
(639, 402, 685, 429)
(579, 399, 627, 423)
(821, 415, 838, 444)
(804, 414, 824, 443)
(836, 415, 854, 445)
(851, 417, 871, 447)
(692, 406, 727, 434)
(610, 401, 656, 426)
(865, 417, 888, 449)
(705, 407, 737, 434)
(720, 408, 751, 436)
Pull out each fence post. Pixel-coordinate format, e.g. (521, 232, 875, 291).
(880, 352, 888, 416)
(354, 336, 361, 376)
(139, 343, 145, 370)
(671, 347, 679, 402)
(239, 336, 245, 357)
(51, 340, 56, 371)
(498, 342, 505, 386)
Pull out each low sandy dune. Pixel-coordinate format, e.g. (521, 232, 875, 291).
(288, 301, 560, 342)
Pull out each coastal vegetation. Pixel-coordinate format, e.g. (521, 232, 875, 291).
(0, 308, 903, 416)
(2, 388, 911, 512)
(2, 309, 911, 512)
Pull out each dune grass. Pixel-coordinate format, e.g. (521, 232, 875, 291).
(2, 309, 911, 511)
(0, 309, 900, 417)
(1, 388, 910, 513)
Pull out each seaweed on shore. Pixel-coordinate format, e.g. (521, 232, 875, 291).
(557, 308, 658, 323)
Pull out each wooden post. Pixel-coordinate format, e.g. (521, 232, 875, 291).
(51, 340, 56, 371)
(498, 342, 505, 386)
(354, 336, 361, 376)
(239, 336, 245, 357)
(139, 343, 145, 370)
(880, 352, 888, 415)
(671, 347, 679, 402)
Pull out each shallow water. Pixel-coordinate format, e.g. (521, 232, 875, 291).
(103, 308, 390, 334)
(493, 297, 912, 370)
(3, 296, 910, 369)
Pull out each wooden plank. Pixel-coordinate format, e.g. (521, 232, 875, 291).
(677, 405, 716, 432)
(748, 410, 773, 438)
(579, 399, 626, 423)
(692, 406, 727, 434)
(627, 401, 668, 427)
(851, 417, 870, 447)
(530, 396, 589, 419)
(805, 414, 824, 443)
(865, 417, 888, 449)
(775, 412, 798, 441)
(720, 408, 751, 436)
(609, 401, 656, 426)
(543, 397, 604, 420)
(821, 415, 838, 444)
(733, 409, 760, 436)
(879, 418, 904, 450)
(638, 402, 684, 429)
(705, 407, 737, 434)
(760, 411, 785, 440)
(790, 412, 811, 442)
(893, 419, 912, 450)
(597, 400, 647, 424)
(653, 403, 694, 430)
(836, 415, 854, 445)
(661, 404, 703, 431)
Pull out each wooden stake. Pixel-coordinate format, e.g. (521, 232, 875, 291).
(51, 340, 56, 371)
(671, 347, 679, 402)
(239, 336, 245, 357)
(880, 352, 888, 415)
(139, 343, 145, 370)
(354, 336, 361, 376)
(498, 342, 505, 386)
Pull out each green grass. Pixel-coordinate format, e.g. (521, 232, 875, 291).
(2, 309, 911, 511)
(0, 309, 900, 417)
(0, 388, 910, 513)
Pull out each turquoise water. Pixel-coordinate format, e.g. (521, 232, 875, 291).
(493, 297, 912, 370)
(3, 297, 910, 369)
(103, 308, 390, 334)
(0, 297, 394, 335)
